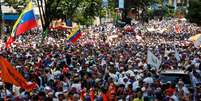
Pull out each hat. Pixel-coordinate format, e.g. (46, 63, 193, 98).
(95, 78, 101, 83)
(126, 70, 134, 76)
(109, 62, 114, 65)
(44, 86, 52, 92)
(123, 77, 128, 80)
(120, 67, 124, 70)
(141, 87, 146, 92)
(55, 92, 63, 98)
(167, 81, 171, 84)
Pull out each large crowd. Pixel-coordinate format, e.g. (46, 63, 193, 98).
(0, 19, 201, 101)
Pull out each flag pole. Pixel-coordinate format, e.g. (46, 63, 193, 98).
(36, 0, 46, 45)
(36, 0, 45, 30)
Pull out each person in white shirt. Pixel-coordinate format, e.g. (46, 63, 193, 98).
(12, 85, 20, 96)
(171, 94, 179, 101)
(122, 77, 131, 89)
(143, 73, 154, 84)
(132, 79, 139, 91)
(177, 80, 189, 97)
(71, 83, 81, 93)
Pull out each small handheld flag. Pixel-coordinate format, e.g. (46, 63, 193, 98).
(174, 45, 180, 61)
(147, 50, 161, 69)
(67, 24, 82, 43)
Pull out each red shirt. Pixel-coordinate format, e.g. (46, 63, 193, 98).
(166, 87, 176, 96)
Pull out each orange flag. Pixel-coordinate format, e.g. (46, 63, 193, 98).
(0, 56, 37, 91)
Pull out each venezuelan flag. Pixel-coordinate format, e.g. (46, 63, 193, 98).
(6, 2, 37, 48)
(67, 25, 82, 43)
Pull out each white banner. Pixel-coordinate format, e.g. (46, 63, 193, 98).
(147, 50, 161, 69)
(174, 45, 180, 61)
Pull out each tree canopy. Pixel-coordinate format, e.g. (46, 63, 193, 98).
(3, 0, 109, 28)
(187, 0, 201, 25)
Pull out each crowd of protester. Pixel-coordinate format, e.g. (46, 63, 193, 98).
(0, 19, 201, 101)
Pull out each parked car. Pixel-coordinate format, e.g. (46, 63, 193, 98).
(159, 70, 192, 88)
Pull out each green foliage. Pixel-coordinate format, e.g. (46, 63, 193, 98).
(151, 3, 177, 18)
(128, 0, 161, 9)
(3, 0, 28, 13)
(99, 8, 107, 18)
(165, 5, 176, 17)
(3, 0, 104, 26)
(71, 0, 103, 25)
(125, 0, 162, 22)
(107, 0, 116, 19)
(147, 8, 154, 19)
(84, 0, 102, 18)
(187, 0, 201, 25)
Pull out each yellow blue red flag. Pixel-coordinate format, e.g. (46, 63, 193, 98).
(6, 2, 37, 48)
(67, 24, 82, 43)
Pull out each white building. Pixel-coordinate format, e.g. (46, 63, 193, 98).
(1, 0, 44, 25)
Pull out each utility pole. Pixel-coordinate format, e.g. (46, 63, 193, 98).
(36, 0, 45, 30)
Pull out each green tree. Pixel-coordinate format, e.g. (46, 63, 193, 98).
(3, 0, 28, 13)
(4, 0, 103, 29)
(43, 0, 101, 23)
(187, 0, 201, 25)
(125, 0, 162, 22)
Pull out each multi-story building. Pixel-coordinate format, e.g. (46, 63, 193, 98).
(0, 0, 18, 23)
